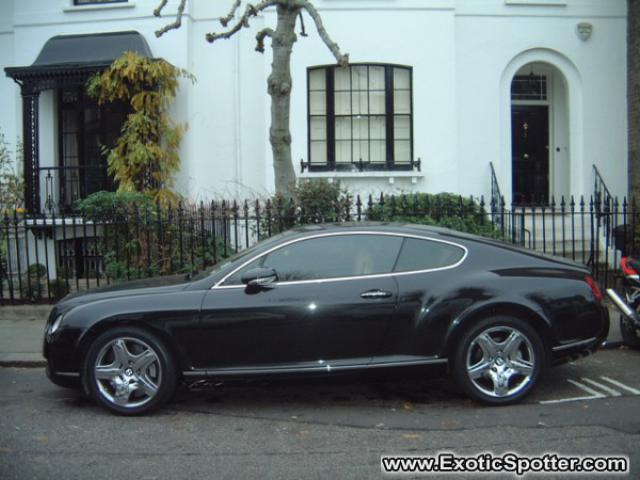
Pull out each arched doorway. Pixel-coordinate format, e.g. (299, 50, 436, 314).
(510, 62, 570, 205)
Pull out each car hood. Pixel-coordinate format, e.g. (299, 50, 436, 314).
(57, 275, 194, 308)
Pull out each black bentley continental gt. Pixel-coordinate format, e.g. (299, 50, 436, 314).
(43, 224, 609, 414)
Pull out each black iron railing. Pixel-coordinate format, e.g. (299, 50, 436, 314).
(37, 165, 111, 214)
(0, 193, 635, 304)
(489, 162, 506, 234)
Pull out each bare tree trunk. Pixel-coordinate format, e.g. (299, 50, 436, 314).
(629, 0, 640, 199)
(268, 4, 298, 198)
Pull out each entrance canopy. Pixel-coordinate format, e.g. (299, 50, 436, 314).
(5, 30, 152, 90)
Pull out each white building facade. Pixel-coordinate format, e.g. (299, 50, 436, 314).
(0, 0, 628, 212)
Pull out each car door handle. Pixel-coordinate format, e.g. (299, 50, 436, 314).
(360, 289, 393, 299)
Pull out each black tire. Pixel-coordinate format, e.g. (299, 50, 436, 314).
(452, 316, 544, 406)
(619, 314, 640, 349)
(83, 327, 177, 415)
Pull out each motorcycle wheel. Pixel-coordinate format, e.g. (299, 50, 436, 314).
(619, 313, 640, 349)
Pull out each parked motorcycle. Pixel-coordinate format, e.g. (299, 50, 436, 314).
(606, 256, 640, 349)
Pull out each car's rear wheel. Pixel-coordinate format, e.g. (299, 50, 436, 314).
(452, 316, 544, 405)
(83, 327, 177, 415)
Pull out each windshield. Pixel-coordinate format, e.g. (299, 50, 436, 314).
(187, 243, 264, 282)
(187, 229, 301, 283)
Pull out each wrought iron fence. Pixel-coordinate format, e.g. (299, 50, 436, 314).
(0, 193, 635, 304)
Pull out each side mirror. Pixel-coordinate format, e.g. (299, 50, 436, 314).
(241, 267, 278, 287)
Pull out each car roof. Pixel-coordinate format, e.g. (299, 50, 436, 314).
(287, 222, 467, 240)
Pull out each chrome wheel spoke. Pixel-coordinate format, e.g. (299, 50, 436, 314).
(136, 374, 159, 398)
(493, 377, 509, 397)
(510, 358, 533, 376)
(468, 360, 492, 380)
(476, 333, 498, 358)
(112, 339, 131, 367)
(113, 388, 132, 406)
(132, 350, 157, 373)
(95, 365, 121, 380)
(503, 331, 523, 357)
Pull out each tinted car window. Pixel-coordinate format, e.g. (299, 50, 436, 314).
(394, 237, 465, 272)
(225, 234, 403, 284)
(265, 235, 403, 281)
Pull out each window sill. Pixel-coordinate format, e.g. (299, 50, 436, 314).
(63, 2, 135, 13)
(300, 170, 425, 185)
(504, 0, 566, 6)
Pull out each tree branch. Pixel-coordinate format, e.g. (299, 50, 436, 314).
(255, 28, 275, 53)
(297, 0, 348, 66)
(205, 0, 280, 43)
(154, 0, 187, 38)
(298, 11, 308, 37)
(153, 0, 169, 17)
(220, 0, 243, 27)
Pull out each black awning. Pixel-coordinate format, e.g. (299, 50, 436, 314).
(5, 30, 153, 90)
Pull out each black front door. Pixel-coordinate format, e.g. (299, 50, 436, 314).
(511, 105, 549, 205)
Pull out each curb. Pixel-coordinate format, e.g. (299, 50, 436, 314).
(0, 360, 47, 368)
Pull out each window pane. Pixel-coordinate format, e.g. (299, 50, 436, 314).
(370, 116, 386, 140)
(353, 140, 369, 163)
(310, 141, 327, 164)
(263, 235, 403, 281)
(335, 92, 351, 115)
(394, 90, 411, 115)
(309, 69, 326, 91)
(369, 91, 385, 115)
(335, 117, 352, 140)
(310, 116, 326, 141)
(394, 115, 410, 140)
(352, 117, 369, 140)
(394, 238, 465, 272)
(394, 140, 411, 163)
(334, 67, 350, 90)
(310, 91, 326, 115)
(369, 66, 385, 90)
(394, 68, 410, 90)
(351, 66, 368, 91)
(336, 140, 351, 163)
(351, 92, 368, 116)
(370, 140, 386, 163)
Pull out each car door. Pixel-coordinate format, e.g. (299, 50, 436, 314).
(195, 233, 403, 371)
(373, 236, 468, 362)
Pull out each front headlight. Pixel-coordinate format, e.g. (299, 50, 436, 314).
(50, 315, 63, 335)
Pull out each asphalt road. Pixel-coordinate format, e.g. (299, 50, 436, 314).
(1, 348, 639, 479)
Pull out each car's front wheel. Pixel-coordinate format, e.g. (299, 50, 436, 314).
(452, 316, 544, 405)
(83, 327, 177, 415)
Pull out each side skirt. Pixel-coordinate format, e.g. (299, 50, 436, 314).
(182, 355, 448, 378)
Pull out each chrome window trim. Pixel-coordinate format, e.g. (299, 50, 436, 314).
(212, 231, 468, 290)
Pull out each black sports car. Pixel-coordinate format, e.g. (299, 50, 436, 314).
(43, 223, 609, 414)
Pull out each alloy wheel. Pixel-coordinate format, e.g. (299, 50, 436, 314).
(465, 326, 536, 398)
(93, 337, 162, 409)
